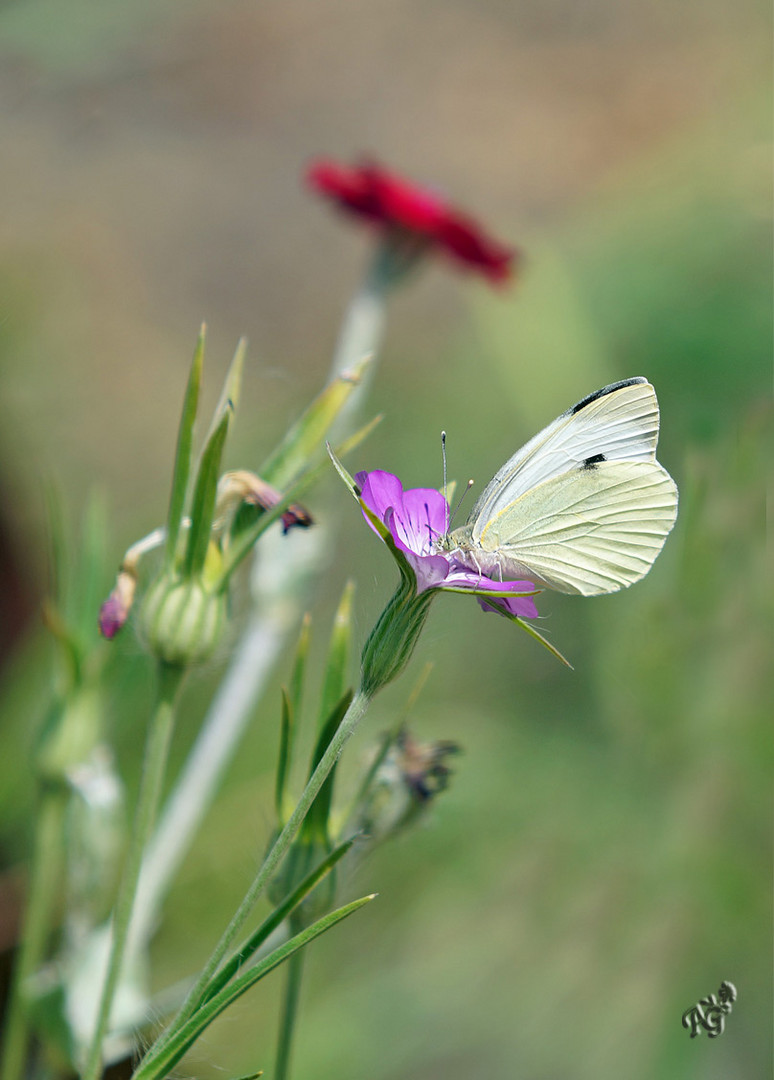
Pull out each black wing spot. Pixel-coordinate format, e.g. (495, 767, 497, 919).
(569, 377, 646, 415)
(582, 453, 606, 469)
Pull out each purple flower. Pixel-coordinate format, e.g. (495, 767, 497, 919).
(355, 470, 538, 619)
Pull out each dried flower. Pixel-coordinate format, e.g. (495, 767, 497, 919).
(308, 158, 516, 284)
(216, 470, 313, 535)
(354, 729, 461, 843)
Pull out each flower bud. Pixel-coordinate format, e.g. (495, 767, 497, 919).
(216, 470, 313, 536)
(139, 576, 228, 668)
(360, 578, 434, 699)
(98, 569, 137, 639)
(355, 729, 460, 843)
(35, 684, 104, 787)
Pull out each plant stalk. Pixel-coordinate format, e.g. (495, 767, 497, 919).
(136, 688, 371, 1069)
(82, 662, 185, 1080)
(273, 927, 305, 1080)
(0, 786, 68, 1080)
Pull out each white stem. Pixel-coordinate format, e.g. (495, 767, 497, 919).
(328, 275, 386, 436)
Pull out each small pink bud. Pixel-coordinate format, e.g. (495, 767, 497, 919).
(98, 570, 137, 639)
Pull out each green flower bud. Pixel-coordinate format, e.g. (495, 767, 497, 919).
(360, 577, 434, 699)
(139, 576, 228, 668)
(35, 684, 104, 787)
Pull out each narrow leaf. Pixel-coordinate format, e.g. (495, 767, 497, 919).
(78, 490, 109, 646)
(183, 410, 231, 577)
(206, 337, 246, 443)
(261, 356, 372, 490)
(513, 616, 574, 669)
(441, 585, 542, 599)
(166, 325, 205, 568)
(319, 581, 354, 727)
(478, 600, 574, 669)
(135, 895, 375, 1080)
(289, 612, 311, 725)
(275, 689, 294, 823)
(198, 837, 356, 1009)
(326, 440, 361, 501)
(217, 414, 381, 586)
(303, 689, 353, 845)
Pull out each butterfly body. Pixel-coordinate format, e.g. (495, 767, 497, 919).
(442, 378, 678, 597)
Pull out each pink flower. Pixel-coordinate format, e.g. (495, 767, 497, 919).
(356, 470, 538, 618)
(308, 159, 516, 284)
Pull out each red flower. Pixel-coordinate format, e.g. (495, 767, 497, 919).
(307, 158, 516, 284)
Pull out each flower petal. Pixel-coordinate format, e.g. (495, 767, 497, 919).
(308, 157, 517, 285)
(357, 469, 405, 532)
(478, 594, 540, 619)
(396, 486, 449, 555)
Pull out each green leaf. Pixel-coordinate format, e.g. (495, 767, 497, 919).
(289, 612, 311, 725)
(206, 337, 246, 443)
(275, 689, 294, 824)
(77, 491, 109, 649)
(477, 599, 574, 669)
(326, 440, 361, 502)
(319, 581, 354, 727)
(303, 689, 353, 846)
(275, 614, 311, 823)
(261, 356, 372, 490)
(182, 410, 231, 578)
(514, 616, 573, 669)
(198, 837, 356, 1010)
(134, 894, 375, 1080)
(217, 414, 381, 587)
(166, 325, 205, 569)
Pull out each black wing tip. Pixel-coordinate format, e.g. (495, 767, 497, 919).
(568, 377, 649, 416)
(581, 453, 606, 469)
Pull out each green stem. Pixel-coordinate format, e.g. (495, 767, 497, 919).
(82, 663, 185, 1080)
(274, 928, 305, 1080)
(135, 688, 371, 1071)
(0, 786, 68, 1080)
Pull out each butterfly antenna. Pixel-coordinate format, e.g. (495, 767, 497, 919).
(441, 430, 447, 498)
(441, 431, 448, 530)
(448, 479, 475, 530)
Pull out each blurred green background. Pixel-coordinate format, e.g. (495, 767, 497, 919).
(0, 1, 770, 1078)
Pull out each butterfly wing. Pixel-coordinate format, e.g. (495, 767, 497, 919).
(469, 378, 662, 535)
(475, 459, 678, 596)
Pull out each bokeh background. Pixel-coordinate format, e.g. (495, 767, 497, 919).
(0, 1, 770, 1078)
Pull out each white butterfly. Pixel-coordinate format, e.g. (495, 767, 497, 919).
(446, 377, 678, 596)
